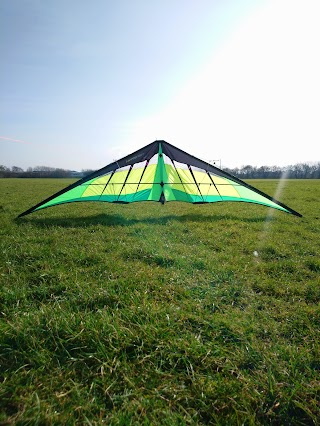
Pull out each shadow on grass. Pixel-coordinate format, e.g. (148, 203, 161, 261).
(15, 212, 268, 228)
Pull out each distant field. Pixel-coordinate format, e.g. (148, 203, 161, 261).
(0, 178, 319, 425)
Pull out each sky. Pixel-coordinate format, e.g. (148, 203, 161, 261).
(1, 0, 319, 170)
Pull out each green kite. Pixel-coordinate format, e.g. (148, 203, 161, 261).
(18, 140, 301, 217)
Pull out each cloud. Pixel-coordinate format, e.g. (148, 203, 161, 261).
(0, 136, 32, 145)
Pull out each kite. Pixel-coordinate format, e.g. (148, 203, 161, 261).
(18, 140, 301, 217)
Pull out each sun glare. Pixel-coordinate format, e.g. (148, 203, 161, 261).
(134, 0, 320, 168)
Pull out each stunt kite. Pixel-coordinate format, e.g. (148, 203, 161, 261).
(18, 140, 301, 217)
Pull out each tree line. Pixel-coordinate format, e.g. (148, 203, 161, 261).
(0, 165, 94, 178)
(223, 162, 320, 179)
(0, 163, 319, 179)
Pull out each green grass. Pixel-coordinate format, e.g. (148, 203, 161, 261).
(0, 178, 319, 425)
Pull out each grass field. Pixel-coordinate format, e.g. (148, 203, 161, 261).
(0, 178, 319, 425)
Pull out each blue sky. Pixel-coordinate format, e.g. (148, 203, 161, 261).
(1, 0, 319, 170)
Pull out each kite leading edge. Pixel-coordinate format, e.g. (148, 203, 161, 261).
(18, 140, 302, 218)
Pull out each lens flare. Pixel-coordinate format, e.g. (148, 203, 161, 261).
(254, 169, 290, 258)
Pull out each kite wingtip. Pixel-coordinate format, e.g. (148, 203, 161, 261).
(290, 209, 302, 218)
(17, 210, 30, 218)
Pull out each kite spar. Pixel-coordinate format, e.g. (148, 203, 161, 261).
(18, 140, 302, 218)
